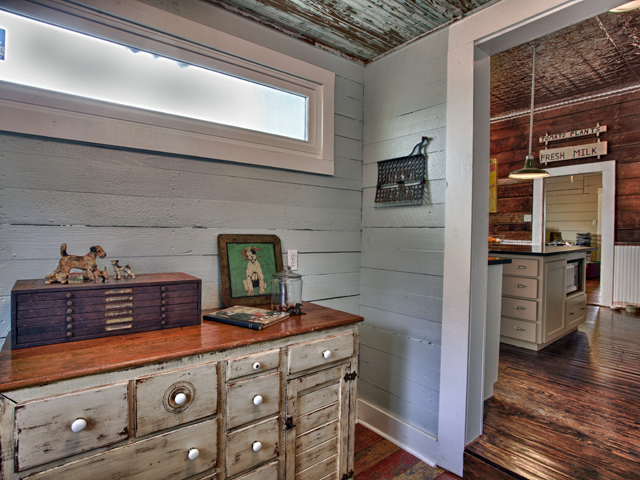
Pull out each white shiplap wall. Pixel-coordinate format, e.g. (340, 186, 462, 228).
(360, 30, 448, 436)
(0, 0, 364, 346)
(545, 173, 602, 261)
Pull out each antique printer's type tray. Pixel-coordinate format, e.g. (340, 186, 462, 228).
(11, 273, 201, 349)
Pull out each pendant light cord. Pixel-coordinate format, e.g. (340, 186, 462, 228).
(528, 45, 536, 158)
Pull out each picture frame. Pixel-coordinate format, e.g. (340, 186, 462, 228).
(218, 234, 283, 307)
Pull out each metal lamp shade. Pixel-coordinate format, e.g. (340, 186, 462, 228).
(508, 155, 550, 180)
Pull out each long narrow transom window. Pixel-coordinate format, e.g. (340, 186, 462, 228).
(0, 9, 308, 141)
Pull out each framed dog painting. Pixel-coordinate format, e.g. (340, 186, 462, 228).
(218, 234, 283, 307)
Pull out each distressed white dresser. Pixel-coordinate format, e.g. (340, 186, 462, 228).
(0, 302, 362, 480)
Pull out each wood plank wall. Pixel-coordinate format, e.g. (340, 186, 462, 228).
(0, 0, 365, 346)
(360, 29, 448, 437)
(490, 88, 640, 245)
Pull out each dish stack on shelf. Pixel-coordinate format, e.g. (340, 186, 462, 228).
(576, 233, 592, 247)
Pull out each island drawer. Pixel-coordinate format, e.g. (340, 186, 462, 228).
(502, 277, 538, 299)
(501, 297, 537, 322)
(503, 258, 539, 277)
(566, 294, 587, 329)
(501, 317, 537, 343)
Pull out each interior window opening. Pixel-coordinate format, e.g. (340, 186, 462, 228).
(0, 9, 308, 141)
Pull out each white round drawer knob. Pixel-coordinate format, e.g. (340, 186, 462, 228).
(252, 394, 263, 406)
(71, 418, 87, 433)
(174, 393, 187, 405)
(253, 362, 261, 370)
(188, 448, 200, 461)
(252, 441, 262, 452)
(322, 350, 332, 359)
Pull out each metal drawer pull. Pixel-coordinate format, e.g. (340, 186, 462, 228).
(516, 284, 527, 288)
(188, 448, 200, 461)
(252, 441, 262, 452)
(174, 393, 187, 405)
(569, 312, 575, 316)
(581, 307, 586, 310)
(516, 265, 527, 269)
(253, 362, 261, 371)
(252, 395, 263, 406)
(71, 418, 87, 433)
(514, 326, 526, 331)
(515, 306, 526, 310)
(322, 350, 332, 359)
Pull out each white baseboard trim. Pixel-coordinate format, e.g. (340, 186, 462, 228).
(357, 399, 438, 467)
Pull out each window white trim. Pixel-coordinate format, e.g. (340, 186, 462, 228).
(0, 0, 335, 175)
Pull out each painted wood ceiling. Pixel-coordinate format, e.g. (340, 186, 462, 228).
(491, 9, 640, 117)
(202, 0, 497, 62)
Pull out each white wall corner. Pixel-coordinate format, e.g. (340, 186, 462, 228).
(357, 399, 438, 466)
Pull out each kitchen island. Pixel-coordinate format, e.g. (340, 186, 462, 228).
(489, 245, 595, 351)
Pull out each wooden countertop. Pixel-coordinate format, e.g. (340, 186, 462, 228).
(0, 302, 362, 393)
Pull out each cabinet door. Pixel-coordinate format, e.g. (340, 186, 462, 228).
(285, 363, 354, 480)
(543, 260, 567, 344)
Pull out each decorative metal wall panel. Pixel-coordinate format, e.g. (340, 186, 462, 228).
(375, 138, 427, 206)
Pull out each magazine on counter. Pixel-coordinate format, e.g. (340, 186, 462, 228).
(203, 305, 289, 330)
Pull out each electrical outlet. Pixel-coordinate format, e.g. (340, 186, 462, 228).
(287, 250, 298, 271)
(524, 214, 532, 222)
(593, 220, 597, 226)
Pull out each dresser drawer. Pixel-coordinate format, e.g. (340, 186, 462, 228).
(14, 383, 129, 471)
(500, 317, 537, 343)
(227, 349, 280, 380)
(501, 296, 537, 322)
(503, 258, 539, 277)
(28, 419, 218, 480)
(288, 334, 354, 375)
(227, 372, 280, 429)
(235, 461, 278, 480)
(227, 416, 279, 477)
(135, 363, 217, 437)
(502, 276, 538, 299)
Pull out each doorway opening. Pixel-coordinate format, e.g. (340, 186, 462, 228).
(533, 161, 615, 307)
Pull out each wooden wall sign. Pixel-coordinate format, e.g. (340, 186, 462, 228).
(539, 141, 607, 163)
(539, 125, 607, 143)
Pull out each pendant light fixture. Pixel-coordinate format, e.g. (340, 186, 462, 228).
(508, 45, 550, 180)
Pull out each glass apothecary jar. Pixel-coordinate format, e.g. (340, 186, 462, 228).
(271, 267, 302, 312)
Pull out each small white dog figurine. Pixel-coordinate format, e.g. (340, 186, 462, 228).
(111, 260, 135, 280)
(241, 246, 267, 296)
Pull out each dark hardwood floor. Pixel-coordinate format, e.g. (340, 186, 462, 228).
(354, 423, 461, 479)
(586, 277, 601, 305)
(465, 302, 640, 479)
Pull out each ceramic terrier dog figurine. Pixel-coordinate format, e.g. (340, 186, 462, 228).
(45, 243, 107, 284)
(91, 265, 110, 283)
(111, 260, 135, 280)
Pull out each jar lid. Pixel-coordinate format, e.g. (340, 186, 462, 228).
(272, 266, 302, 280)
